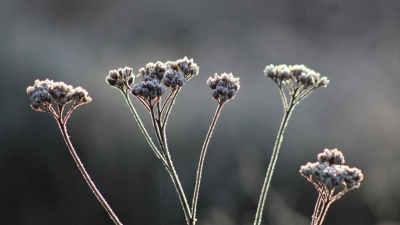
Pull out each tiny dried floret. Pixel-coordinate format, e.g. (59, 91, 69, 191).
(131, 79, 166, 101)
(174, 56, 199, 80)
(137, 62, 166, 82)
(163, 69, 186, 89)
(51, 81, 74, 106)
(72, 86, 92, 105)
(27, 79, 92, 112)
(207, 73, 240, 104)
(317, 148, 345, 165)
(26, 79, 54, 112)
(106, 67, 134, 90)
(343, 167, 363, 189)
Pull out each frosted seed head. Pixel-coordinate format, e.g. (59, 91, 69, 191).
(343, 167, 364, 189)
(137, 62, 166, 81)
(72, 86, 92, 105)
(169, 57, 199, 80)
(131, 78, 165, 101)
(163, 69, 187, 90)
(27, 79, 91, 113)
(207, 73, 240, 104)
(26, 79, 54, 112)
(301, 148, 363, 194)
(317, 148, 345, 165)
(318, 77, 330, 87)
(106, 67, 134, 91)
(175, 56, 199, 80)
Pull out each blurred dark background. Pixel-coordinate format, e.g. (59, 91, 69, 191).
(1, 0, 400, 224)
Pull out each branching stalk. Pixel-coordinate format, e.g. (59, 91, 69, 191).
(123, 91, 167, 166)
(149, 104, 193, 225)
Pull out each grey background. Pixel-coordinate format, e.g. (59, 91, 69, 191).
(1, 0, 399, 224)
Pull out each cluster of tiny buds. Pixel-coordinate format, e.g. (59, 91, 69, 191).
(317, 148, 345, 165)
(264, 64, 329, 89)
(300, 149, 363, 191)
(27, 79, 92, 112)
(169, 56, 199, 80)
(131, 62, 167, 101)
(106, 67, 134, 91)
(137, 61, 166, 82)
(207, 73, 240, 104)
(128, 57, 199, 102)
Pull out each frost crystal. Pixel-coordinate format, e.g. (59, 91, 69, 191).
(207, 73, 240, 104)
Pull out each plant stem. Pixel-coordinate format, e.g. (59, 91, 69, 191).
(149, 106, 193, 225)
(57, 119, 122, 225)
(254, 100, 295, 225)
(123, 92, 167, 166)
(191, 103, 223, 225)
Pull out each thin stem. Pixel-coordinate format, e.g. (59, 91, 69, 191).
(315, 200, 333, 225)
(56, 119, 122, 225)
(254, 96, 296, 225)
(162, 88, 180, 129)
(311, 194, 323, 225)
(149, 105, 193, 225)
(123, 91, 167, 166)
(191, 103, 223, 224)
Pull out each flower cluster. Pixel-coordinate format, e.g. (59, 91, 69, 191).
(128, 57, 199, 102)
(106, 67, 134, 91)
(317, 148, 345, 165)
(264, 64, 329, 88)
(131, 62, 167, 102)
(207, 73, 240, 104)
(131, 79, 166, 102)
(137, 62, 166, 82)
(163, 69, 186, 89)
(27, 79, 92, 112)
(300, 149, 363, 191)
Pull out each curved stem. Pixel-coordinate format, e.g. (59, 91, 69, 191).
(191, 103, 223, 225)
(123, 91, 167, 166)
(56, 119, 122, 225)
(254, 99, 295, 225)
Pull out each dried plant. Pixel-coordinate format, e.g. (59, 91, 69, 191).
(106, 57, 240, 224)
(26, 80, 122, 225)
(254, 64, 329, 225)
(300, 148, 364, 225)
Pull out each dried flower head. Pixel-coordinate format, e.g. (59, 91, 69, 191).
(137, 62, 166, 82)
(26, 79, 54, 112)
(163, 69, 186, 90)
(317, 148, 345, 165)
(264, 64, 329, 105)
(106, 67, 134, 91)
(131, 78, 166, 102)
(27, 79, 92, 114)
(168, 56, 199, 81)
(300, 148, 363, 196)
(207, 73, 240, 104)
